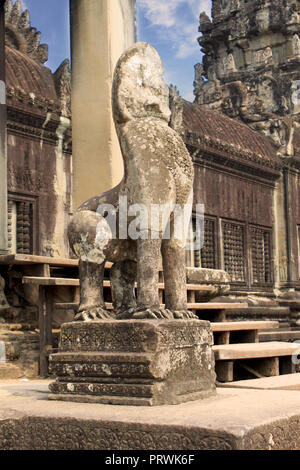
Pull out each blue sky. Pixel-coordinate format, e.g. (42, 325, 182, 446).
(19, 0, 212, 101)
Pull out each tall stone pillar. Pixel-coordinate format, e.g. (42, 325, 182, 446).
(274, 168, 300, 292)
(70, 0, 136, 210)
(273, 176, 289, 289)
(0, 0, 7, 254)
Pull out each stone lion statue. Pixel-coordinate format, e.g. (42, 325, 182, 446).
(68, 42, 196, 321)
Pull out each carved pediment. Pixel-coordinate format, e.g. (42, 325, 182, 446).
(4, 0, 48, 64)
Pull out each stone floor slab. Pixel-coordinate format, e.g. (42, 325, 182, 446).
(218, 373, 300, 391)
(1, 379, 300, 449)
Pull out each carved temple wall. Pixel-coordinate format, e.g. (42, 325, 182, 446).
(2, 0, 300, 297)
(3, 1, 72, 258)
(191, 151, 279, 292)
(188, 0, 300, 295)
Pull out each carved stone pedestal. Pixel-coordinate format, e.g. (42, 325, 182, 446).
(48, 320, 216, 406)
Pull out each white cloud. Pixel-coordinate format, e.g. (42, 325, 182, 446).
(139, 0, 183, 28)
(138, 0, 211, 59)
(19, 0, 28, 11)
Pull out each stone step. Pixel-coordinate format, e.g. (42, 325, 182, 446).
(55, 303, 248, 320)
(225, 306, 291, 328)
(23, 276, 215, 292)
(226, 306, 290, 317)
(0, 254, 79, 267)
(55, 303, 80, 310)
(211, 321, 279, 345)
(218, 373, 300, 391)
(211, 321, 279, 332)
(213, 341, 300, 361)
(278, 300, 300, 310)
(0, 363, 23, 379)
(259, 329, 300, 343)
(213, 342, 300, 383)
(0, 323, 23, 331)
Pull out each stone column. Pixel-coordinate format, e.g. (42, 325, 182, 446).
(70, 0, 136, 210)
(273, 174, 289, 290)
(273, 168, 300, 292)
(0, 0, 7, 254)
(282, 167, 300, 286)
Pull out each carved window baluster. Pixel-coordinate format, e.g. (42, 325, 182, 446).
(250, 226, 272, 285)
(201, 218, 217, 269)
(16, 202, 24, 253)
(7, 199, 14, 253)
(222, 221, 245, 283)
(15, 201, 33, 254)
(193, 217, 217, 269)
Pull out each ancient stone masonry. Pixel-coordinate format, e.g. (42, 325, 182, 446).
(0, 1, 74, 379)
(5, 0, 71, 122)
(4, 0, 72, 258)
(0, 0, 7, 254)
(194, 0, 300, 158)
(49, 320, 216, 406)
(53, 59, 71, 119)
(68, 43, 196, 321)
(4, 0, 48, 64)
(0, 275, 9, 311)
(49, 43, 217, 405)
(189, 0, 300, 299)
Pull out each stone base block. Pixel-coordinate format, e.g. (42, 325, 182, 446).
(0, 363, 23, 379)
(48, 320, 216, 406)
(186, 267, 230, 302)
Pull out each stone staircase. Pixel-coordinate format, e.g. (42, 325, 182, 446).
(225, 306, 291, 328)
(2, 254, 300, 388)
(218, 373, 300, 391)
(211, 319, 300, 388)
(259, 329, 300, 343)
(56, 302, 300, 388)
(277, 299, 300, 328)
(213, 296, 300, 389)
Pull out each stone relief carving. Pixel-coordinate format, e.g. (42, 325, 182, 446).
(0, 417, 236, 450)
(220, 0, 231, 14)
(169, 85, 184, 136)
(256, 47, 273, 66)
(224, 52, 237, 73)
(292, 34, 300, 58)
(287, 9, 300, 26)
(4, 0, 48, 64)
(68, 42, 196, 322)
(199, 12, 212, 33)
(255, 9, 270, 32)
(0, 275, 10, 311)
(53, 59, 71, 118)
(195, 0, 300, 158)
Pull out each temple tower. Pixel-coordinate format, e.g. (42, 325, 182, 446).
(195, 0, 300, 157)
(195, 0, 300, 290)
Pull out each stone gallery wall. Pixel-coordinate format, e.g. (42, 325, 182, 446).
(190, 0, 300, 293)
(192, 166, 275, 287)
(3, 0, 300, 294)
(4, 1, 72, 258)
